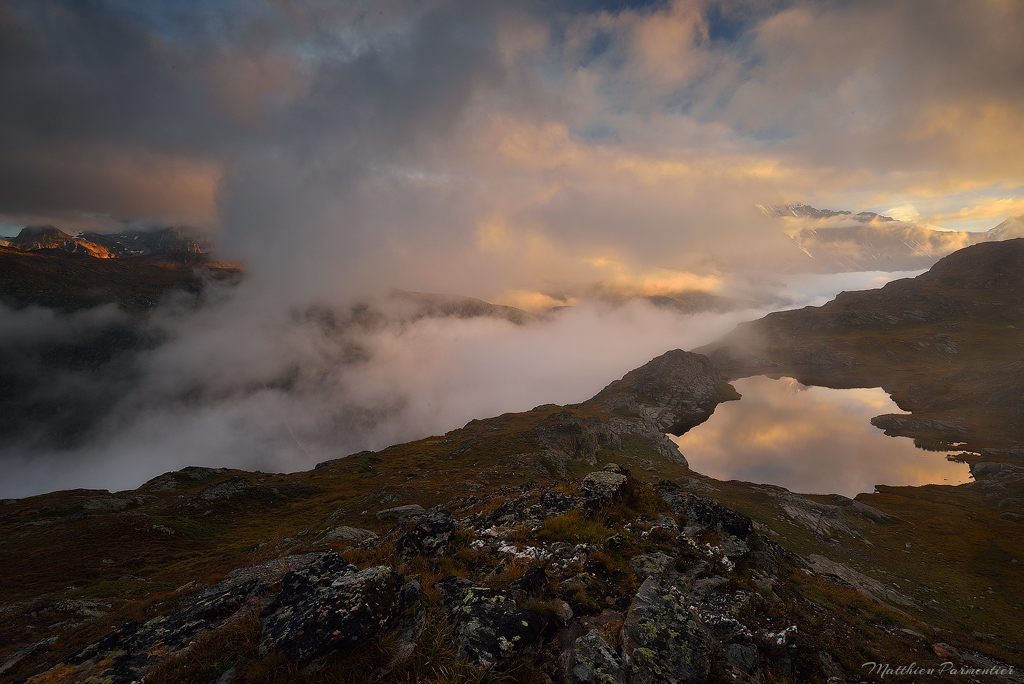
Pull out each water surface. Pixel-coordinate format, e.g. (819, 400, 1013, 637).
(671, 376, 971, 497)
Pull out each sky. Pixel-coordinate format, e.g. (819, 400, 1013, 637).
(2, 0, 1024, 496)
(2, 0, 1023, 304)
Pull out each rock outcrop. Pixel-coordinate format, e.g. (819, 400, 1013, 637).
(622, 577, 711, 684)
(260, 553, 407, 668)
(437, 577, 545, 667)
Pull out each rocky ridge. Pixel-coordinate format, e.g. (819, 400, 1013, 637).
(2, 342, 1022, 683)
(698, 238, 1024, 459)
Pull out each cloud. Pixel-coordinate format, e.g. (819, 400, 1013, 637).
(2, 0, 1022, 291)
(2, 0, 1024, 496)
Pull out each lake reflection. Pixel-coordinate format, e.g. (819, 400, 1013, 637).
(670, 376, 971, 497)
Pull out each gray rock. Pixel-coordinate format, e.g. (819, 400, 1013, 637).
(374, 577, 426, 678)
(568, 630, 626, 684)
(483, 488, 584, 528)
(260, 556, 405, 668)
(438, 579, 544, 667)
(656, 481, 752, 538)
(554, 600, 574, 626)
(395, 510, 456, 558)
(580, 471, 628, 503)
(776, 494, 864, 540)
(724, 642, 759, 675)
(971, 461, 1024, 481)
(623, 576, 711, 684)
(630, 552, 676, 582)
(376, 504, 426, 521)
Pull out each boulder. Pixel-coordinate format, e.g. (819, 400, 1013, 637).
(580, 471, 628, 504)
(395, 510, 456, 558)
(622, 577, 711, 684)
(260, 553, 405, 668)
(567, 630, 626, 684)
(656, 481, 751, 538)
(439, 579, 544, 667)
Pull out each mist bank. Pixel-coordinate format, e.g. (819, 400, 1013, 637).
(0, 269, 917, 499)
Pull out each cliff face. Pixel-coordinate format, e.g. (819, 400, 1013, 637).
(698, 238, 1024, 456)
(2, 345, 1022, 683)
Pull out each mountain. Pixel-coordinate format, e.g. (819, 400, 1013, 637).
(2, 243, 1023, 681)
(0, 226, 237, 312)
(760, 203, 1008, 273)
(698, 238, 1024, 456)
(2, 225, 209, 259)
(985, 215, 1024, 241)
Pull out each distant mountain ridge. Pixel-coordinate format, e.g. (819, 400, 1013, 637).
(0, 225, 238, 312)
(3, 225, 209, 258)
(760, 202, 1024, 273)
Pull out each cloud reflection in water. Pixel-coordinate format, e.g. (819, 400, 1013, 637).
(671, 376, 971, 497)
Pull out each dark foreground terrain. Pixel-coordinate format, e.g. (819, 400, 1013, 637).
(2, 241, 1024, 683)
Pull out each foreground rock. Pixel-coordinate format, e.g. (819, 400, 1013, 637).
(437, 577, 545, 667)
(260, 553, 407, 668)
(623, 577, 711, 684)
(395, 510, 457, 559)
(51, 553, 325, 682)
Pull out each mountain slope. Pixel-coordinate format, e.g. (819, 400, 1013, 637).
(1, 346, 1021, 683)
(0, 226, 238, 313)
(698, 238, 1024, 457)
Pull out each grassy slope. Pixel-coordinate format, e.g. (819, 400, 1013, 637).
(2, 392, 1021, 681)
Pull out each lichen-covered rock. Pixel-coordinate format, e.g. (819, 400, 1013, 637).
(395, 510, 456, 558)
(623, 577, 711, 684)
(260, 554, 404, 667)
(439, 580, 544, 667)
(482, 488, 584, 527)
(580, 470, 628, 504)
(630, 552, 678, 584)
(568, 630, 626, 684)
(656, 481, 752, 538)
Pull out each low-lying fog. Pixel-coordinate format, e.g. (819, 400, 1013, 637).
(0, 270, 922, 498)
